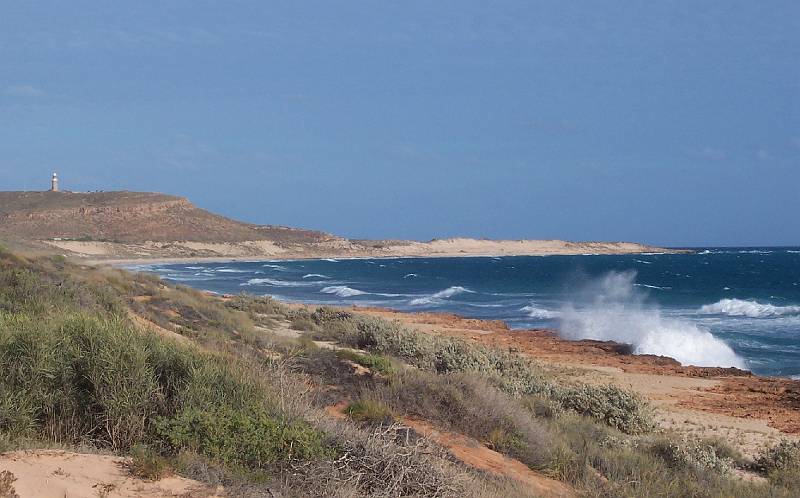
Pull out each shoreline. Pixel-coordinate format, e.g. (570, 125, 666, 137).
(105, 255, 793, 382)
(83, 249, 689, 267)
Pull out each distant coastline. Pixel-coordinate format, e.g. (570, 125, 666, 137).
(0, 190, 679, 264)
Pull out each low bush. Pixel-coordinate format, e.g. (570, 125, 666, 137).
(375, 370, 554, 470)
(129, 444, 169, 480)
(755, 439, 800, 472)
(755, 439, 800, 487)
(157, 407, 332, 469)
(311, 308, 654, 434)
(344, 399, 395, 425)
(290, 317, 317, 332)
(0, 470, 18, 498)
(555, 384, 654, 435)
(336, 350, 394, 375)
(649, 435, 734, 475)
(291, 420, 469, 497)
(226, 293, 289, 318)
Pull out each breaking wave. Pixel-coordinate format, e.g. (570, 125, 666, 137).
(262, 264, 288, 271)
(303, 273, 329, 279)
(521, 304, 561, 319)
(242, 278, 315, 287)
(699, 299, 800, 318)
(634, 284, 671, 290)
(559, 272, 746, 369)
(409, 286, 473, 306)
(321, 286, 367, 297)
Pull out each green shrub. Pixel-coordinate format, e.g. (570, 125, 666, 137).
(0, 310, 311, 456)
(290, 317, 317, 332)
(376, 370, 553, 470)
(755, 439, 800, 472)
(487, 427, 526, 455)
(755, 440, 800, 487)
(336, 350, 394, 375)
(649, 435, 734, 475)
(0, 470, 19, 498)
(226, 293, 288, 318)
(344, 399, 394, 425)
(157, 407, 331, 469)
(555, 384, 654, 435)
(129, 444, 169, 480)
(312, 308, 654, 434)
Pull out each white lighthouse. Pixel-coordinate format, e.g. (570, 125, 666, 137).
(50, 172, 59, 192)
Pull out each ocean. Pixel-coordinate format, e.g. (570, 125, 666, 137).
(131, 247, 800, 379)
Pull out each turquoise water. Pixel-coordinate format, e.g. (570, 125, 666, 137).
(133, 248, 800, 378)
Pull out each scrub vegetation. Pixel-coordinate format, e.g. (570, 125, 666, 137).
(0, 247, 797, 497)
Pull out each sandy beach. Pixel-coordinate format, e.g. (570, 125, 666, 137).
(63, 237, 678, 266)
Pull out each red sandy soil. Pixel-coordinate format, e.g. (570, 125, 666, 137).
(324, 401, 575, 497)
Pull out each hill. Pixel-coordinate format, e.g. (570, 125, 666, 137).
(0, 190, 333, 244)
(0, 190, 670, 261)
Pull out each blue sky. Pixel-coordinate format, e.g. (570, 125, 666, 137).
(1, 2, 798, 246)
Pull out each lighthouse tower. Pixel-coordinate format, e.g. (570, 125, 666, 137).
(50, 172, 59, 192)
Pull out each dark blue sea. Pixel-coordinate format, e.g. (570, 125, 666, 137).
(131, 248, 800, 378)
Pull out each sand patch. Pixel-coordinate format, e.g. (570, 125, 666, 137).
(44, 240, 114, 256)
(0, 450, 221, 498)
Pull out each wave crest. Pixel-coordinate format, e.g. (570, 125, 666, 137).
(321, 285, 366, 297)
(699, 299, 800, 318)
(241, 278, 313, 287)
(409, 286, 473, 306)
(521, 304, 560, 319)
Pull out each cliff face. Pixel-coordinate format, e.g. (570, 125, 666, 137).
(0, 191, 332, 244)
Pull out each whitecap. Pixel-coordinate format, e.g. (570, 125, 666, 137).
(302, 273, 330, 279)
(241, 278, 315, 287)
(634, 284, 672, 290)
(262, 264, 288, 271)
(321, 285, 366, 297)
(698, 299, 800, 318)
(409, 286, 474, 306)
(634, 260, 653, 265)
(403, 273, 418, 279)
(521, 304, 561, 319)
(322, 258, 339, 262)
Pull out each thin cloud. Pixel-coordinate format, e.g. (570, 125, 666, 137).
(4, 85, 46, 97)
(685, 146, 727, 161)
